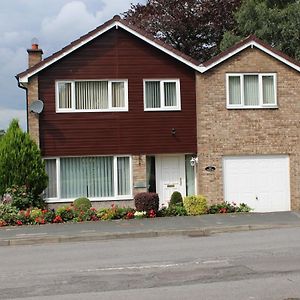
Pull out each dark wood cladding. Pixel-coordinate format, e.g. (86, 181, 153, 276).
(39, 28, 197, 157)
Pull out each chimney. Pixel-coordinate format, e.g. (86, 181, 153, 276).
(27, 38, 43, 68)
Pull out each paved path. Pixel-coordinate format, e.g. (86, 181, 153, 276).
(0, 211, 300, 246)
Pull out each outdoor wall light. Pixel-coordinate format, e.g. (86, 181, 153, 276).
(171, 128, 176, 136)
(190, 157, 198, 167)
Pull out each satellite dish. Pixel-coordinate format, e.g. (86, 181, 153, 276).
(30, 100, 44, 114)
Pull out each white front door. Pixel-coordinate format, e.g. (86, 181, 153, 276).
(223, 155, 290, 212)
(156, 155, 186, 207)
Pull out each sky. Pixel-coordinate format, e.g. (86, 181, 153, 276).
(0, 0, 145, 130)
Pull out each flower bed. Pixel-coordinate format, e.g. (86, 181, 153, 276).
(0, 200, 251, 227)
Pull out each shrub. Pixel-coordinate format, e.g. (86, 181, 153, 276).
(169, 191, 183, 207)
(158, 205, 187, 217)
(183, 195, 208, 216)
(97, 205, 135, 221)
(56, 206, 75, 222)
(0, 203, 18, 225)
(4, 185, 45, 210)
(207, 201, 252, 214)
(0, 120, 48, 199)
(134, 192, 159, 213)
(73, 197, 92, 211)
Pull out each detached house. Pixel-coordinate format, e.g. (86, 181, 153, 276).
(17, 16, 300, 212)
(17, 16, 198, 208)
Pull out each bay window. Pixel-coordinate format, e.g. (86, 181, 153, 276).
(226, 73, 277, 108)
(56, 80, 128, 112)
(44, 156, 132, 201)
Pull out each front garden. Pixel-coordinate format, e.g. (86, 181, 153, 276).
(0, 120, 251, 228)
(0, 188, 252, 227)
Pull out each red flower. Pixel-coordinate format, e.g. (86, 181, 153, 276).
(0, 220, 7, 227)
(35, 217, 46, 224)
(126, 211, 134, 219)
(219, 207, 227, 214)
(53, 215, 63, 223)
(148, 209, 156, 218)
(16, 220, 23, 226)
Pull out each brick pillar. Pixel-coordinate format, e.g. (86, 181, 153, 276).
(132, 155, 147, 196)
(27, 76, 40, 146)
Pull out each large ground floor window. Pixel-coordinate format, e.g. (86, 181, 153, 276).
(44, 156, 132, 201)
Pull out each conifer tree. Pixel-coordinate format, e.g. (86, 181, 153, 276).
(0, 119, 48, 198)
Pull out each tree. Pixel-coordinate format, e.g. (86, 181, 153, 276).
(220, 0, 300, 60)
(123, 0, 242, 62)
(0, 119, 48, 198)
(0, 130, 5, 139)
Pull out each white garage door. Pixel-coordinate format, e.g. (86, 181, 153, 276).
(223, 155, 290, 212)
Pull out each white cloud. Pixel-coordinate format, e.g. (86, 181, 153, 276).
(41, 1, 101, 48)
(0, 108, 26, 130)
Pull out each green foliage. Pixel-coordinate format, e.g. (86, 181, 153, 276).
(221, 0, 300, 60)
(183, 195, 208, 216)
(56, 205, 75, 222)
(158, 205, 187, 217)
(124, 0, 242, 62)
(0, 130, 5, 139)
(0, 203, 18, 224)
(169, 191, 183, 207)
(0, 119, 48, 198)
(73, 197, 92, 211)
(207, 201, 252, 214)
(97, 205, 135, 220)
(5, 185, 45, 210)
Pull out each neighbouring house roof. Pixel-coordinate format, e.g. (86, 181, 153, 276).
(16, 17, 300, 86)
(200, 35, 300, 73)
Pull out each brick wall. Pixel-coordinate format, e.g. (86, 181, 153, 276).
(27, 75, 40, 146)
(132, 155, 147, 196)
(196, 47, 300, 209)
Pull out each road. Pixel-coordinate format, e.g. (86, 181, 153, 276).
(1, 227, 300, 300)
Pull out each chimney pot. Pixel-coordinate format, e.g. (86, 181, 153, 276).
(31, 43, 39, 50)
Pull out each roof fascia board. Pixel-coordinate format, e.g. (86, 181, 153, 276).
(19, 21, 199, 83)
(200, 41, 300, 73)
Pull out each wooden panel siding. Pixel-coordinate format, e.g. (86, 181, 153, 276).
(38, 28, 196, 157)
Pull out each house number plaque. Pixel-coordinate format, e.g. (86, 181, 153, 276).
(205, 166, 216, 172)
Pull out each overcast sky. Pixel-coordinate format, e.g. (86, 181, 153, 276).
(0, 0, 145, 130)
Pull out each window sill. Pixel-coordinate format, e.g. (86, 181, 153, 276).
(45, 196, 133, 203)
(144, 108, 181, 112)
(56, 109, 129, 113)
(227, 105, 278, 110)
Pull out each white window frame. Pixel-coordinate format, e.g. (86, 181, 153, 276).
(44, 156, 132, 203)
(55, 79, 129, 113)
(143, 79, 181, 111)
(226, 73, 277, 109)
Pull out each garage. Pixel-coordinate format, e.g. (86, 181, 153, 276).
(223, 155, 290, 212)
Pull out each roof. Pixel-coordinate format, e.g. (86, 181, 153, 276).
(200, 35, 300, 73)
(17, 17, 300, 85)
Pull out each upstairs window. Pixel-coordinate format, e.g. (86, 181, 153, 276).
(144, 79, 181, 111)
(226, 74, 277, 108)
(56, 80, 128, 112)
